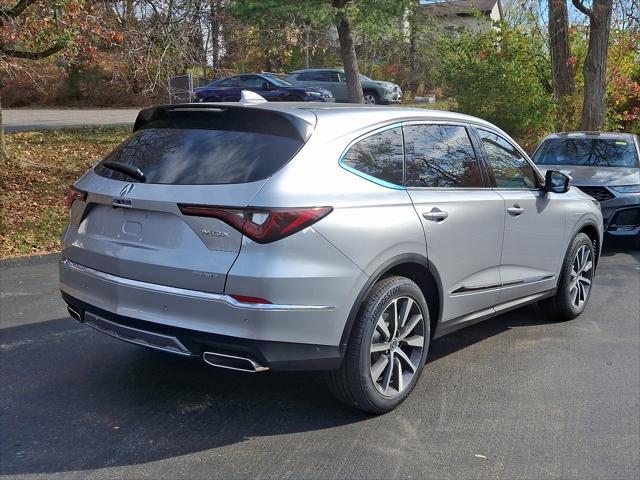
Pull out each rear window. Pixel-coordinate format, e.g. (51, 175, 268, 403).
(533, 138, 639, 168)
(94, 108, 311, 185)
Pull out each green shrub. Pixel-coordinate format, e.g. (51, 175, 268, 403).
(439, 23, 555, 139)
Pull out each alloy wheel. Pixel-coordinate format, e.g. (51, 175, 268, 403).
(369, 296, 425, 397)
(363, 94, 377, 104)
(569, 245, 593, 309)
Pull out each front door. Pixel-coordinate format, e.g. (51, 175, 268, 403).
(404, 123, 505, 324)
(475, 128, 566, 304)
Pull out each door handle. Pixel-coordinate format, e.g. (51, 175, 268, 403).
(422, 208, 449, 222)
(507, 204, 525, 216)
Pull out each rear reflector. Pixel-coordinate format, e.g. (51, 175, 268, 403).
(65, 186, 86, 209)
(229, 294, 272, 305)
(178, 205, 332, 243)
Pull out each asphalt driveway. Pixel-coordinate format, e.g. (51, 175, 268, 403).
(1, 247, 639, 479)
(3, 109, 139, 132)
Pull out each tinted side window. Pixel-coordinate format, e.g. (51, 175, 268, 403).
(342, 128, 404, 186)
(305, 72, 326, 81)
(238, 76, 263, 88)
(324, 71, 340, 82)
(217, 77, 238, 87)
(404, 125, 483, 188)
(478, 129, 537, 189)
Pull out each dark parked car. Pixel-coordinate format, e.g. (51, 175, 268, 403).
(287, 68, 402, 104)
(532, 132, 639, 242)
(193, 73, 334, 103)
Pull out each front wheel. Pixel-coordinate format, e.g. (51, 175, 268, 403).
(539, 232, 595, 320)
(363, 92, 379, 104)
(327, 276, 430, 413)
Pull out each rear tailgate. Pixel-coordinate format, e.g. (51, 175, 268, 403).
(62, 104, 315, 293)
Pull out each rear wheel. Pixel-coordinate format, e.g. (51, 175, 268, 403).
(539, 232, 595, 320)
(327, 276, 430, 413)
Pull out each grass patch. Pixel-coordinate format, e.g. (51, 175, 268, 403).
(1, 126, 130, 258)
(400, 100, 453, 111)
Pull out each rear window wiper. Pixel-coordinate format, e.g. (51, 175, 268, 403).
(101, 161, 147, 183)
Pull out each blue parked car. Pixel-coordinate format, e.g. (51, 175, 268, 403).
(193, 73, 334, 103)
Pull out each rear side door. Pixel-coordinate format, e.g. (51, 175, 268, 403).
(301, 71, 347, 101)
(328, 71, 349, 101)
(404, 122, 505, 326)
(474, 128, 566, 304)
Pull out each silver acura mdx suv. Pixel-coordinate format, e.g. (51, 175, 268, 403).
(60, 102, 603, 413)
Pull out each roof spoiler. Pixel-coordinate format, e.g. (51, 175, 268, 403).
(133, 103, 315, 142)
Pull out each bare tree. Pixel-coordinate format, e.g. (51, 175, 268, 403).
(572, 0, 614, 130)
(332, 0, 364, 103)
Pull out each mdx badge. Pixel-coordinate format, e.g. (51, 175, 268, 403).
(201, 229, 231, 238)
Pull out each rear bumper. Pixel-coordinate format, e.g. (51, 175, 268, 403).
(59, 258, 347, 370)
(63, 292, 342, 370)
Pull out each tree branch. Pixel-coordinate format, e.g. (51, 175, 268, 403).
(571, 0, 593, 18)
(0, 44, 65, 60)
(1, 0, 37, 19)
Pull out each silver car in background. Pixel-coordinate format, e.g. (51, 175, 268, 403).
(287, 68, 402, 104)
(532, 132, 640, 242)
(60, 102, 602, 413)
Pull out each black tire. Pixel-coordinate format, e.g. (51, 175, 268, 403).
(539, 232, 595, 321)
(327, 276, 431, 414)
(284, 95, 303, 102)
(363, 91, 379, 104)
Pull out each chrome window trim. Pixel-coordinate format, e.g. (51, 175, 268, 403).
(60, 259, 334, 312)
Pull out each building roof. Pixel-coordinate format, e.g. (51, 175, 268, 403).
(418, 0, 501, 16)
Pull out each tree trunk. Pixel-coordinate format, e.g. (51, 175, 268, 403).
(335, 12, 364, 103)
(210, 0, 222, 71)
(548, 0, 574, 98)
(576, 0, 613, 130)
(0, 101, 7, 160)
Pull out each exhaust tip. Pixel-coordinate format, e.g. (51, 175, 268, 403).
(67, 306, 82, 322)
(203, 351, 269, 373)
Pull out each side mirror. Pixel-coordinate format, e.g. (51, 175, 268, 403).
(544, 170, 571, 194)
(261, 81, 271, 89)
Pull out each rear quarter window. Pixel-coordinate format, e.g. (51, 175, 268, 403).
(341, 128, 404, 187)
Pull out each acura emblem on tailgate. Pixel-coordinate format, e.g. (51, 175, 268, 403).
(119, 184, 135, 196)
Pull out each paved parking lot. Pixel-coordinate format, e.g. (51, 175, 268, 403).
(1, 246, 639, 479)
(3, 109, 139, 132)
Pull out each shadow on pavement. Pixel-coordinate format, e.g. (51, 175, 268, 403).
(0, 299, 561, 476)
(0, 317, 368, 475)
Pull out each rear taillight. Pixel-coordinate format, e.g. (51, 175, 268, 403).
(178, 205, 333, 244)
(65, 186, 86, 209)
